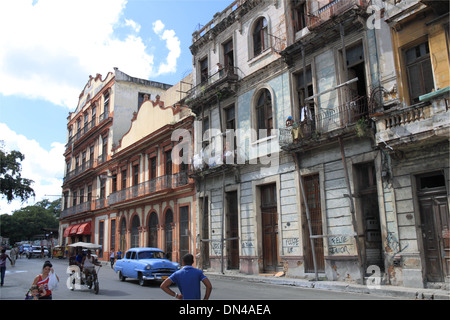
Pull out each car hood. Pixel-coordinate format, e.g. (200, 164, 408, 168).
(140, 259, 179, 269)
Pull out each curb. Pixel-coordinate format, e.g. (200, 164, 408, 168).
(205, 272, 450, 300)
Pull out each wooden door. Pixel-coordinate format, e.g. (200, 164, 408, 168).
(419, 191, 449, 282)
(226, 191, 239, 269)
(261, 184, 279, 272)
(302, 174, 325, 273)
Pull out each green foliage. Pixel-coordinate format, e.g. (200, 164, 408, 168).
(0, 199, 60, 243)
(0, 145, 35, 203)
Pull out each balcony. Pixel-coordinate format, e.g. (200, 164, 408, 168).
(373, 90, 450, 151)
(186, 67, 239, 109)
(108, 172, 190, 206)
(63, 158, 95, 184)
(60, 201, 94, 219)
(65, 112, 111, 150)
(308, 0, 369, 30)
(279, 95, 369, 150)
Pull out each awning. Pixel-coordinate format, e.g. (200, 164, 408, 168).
(69, 224, 80, 235)
(76, 222, 91, 235)
(63, 226, 72, 237)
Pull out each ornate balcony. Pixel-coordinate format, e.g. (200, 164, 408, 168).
(307, 0, 370, 30)
(63, 158, 95, 184)
(185, 67, 239, 112)
(60, 201, 94, 219)
(108, 172, 190, 206)
(279, 95, 369, 150)
(373, 89, 450, 151)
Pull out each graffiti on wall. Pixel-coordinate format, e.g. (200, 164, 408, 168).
(328, 235, 355, 255)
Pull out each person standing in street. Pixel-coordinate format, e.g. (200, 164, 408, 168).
(0, 249, 13, 286)
(110, 251, 115, 269)
(160, 253, 212, 300)
(32, 260, 59, 299)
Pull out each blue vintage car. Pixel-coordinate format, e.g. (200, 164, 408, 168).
(114, 247, 180, 285)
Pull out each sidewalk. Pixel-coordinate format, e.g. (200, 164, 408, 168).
(205, 271, 450, 300)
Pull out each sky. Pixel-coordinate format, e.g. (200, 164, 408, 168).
(0, 0, 233, 214)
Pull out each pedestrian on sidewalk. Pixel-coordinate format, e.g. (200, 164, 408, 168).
(0, 249, 13, 286)
(160, 253, 212, 300)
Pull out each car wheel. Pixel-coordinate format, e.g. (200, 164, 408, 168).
(138, 273, 146, 286)
(118, 271, 126, 281)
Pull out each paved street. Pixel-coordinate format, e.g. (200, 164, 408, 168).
(0, 254, 399, 300)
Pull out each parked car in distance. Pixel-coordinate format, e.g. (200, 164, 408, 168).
(27, 246, 49, 259)
(114, 247, 180, 286)
(21, 244, 32, 256)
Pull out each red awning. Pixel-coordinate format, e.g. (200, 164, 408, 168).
(63, 226, 72, 237)
(76, 222, 91, 235)
(69, 224, 80, 235)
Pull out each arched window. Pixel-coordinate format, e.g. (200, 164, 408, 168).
(120, 218, 127, 252)
(131, 215, 140, 248)
(255, 88, 273, 139)
(253, 17, 268, 57)
(148, 212, 158, 248)
(165, 209, 174, 260)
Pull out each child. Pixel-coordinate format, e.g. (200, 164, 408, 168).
(25, 285, 46, 300)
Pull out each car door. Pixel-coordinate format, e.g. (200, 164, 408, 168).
(129, 251, 138, 279)
(122, 250, 133, 277)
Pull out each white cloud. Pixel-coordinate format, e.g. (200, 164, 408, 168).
(125, 19, 141, 33)
(0, 123, 65, 214)
(0, 0, 181, 109)
(153, 20, 165, 35)
(152, 20, 181, 76)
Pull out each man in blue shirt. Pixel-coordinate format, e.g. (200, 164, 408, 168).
(160, 253, 212, 300)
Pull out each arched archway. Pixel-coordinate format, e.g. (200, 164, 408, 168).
(164, 209, 174, 260)
(119, 218, 127, 252)
(148, 212, 158, 248)
(131, 215, 140, 248)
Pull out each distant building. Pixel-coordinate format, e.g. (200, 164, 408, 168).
(60, 69, 197, 263)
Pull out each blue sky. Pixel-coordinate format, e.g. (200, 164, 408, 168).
(0, 0, 232, 214)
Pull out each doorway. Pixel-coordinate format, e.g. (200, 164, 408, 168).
(226, 191, 239, 269)
(260, 184, 280, 272)
(417, 173, 449, 282)
(302, 174, 325, 273)
(200, 196, 210, 269)
(354, 162, 383, 272)
(165, 209, 173, 261)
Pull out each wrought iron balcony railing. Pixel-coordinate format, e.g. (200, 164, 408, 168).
(108, 172, 190, 206)
(279, 95, 368, 147)
(307, 0, 369, 30)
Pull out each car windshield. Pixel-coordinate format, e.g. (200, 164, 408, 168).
(138, 251, 165, 259)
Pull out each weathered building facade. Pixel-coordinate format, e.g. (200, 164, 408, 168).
(372, 0, 450, 288)
(59, 69, 197, 263)
(60, 0, 449, 290)
(187, 0, 295, 274)
(187, 0, 449, 289)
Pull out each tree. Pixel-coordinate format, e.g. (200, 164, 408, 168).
(0, 144, 35, 203)
(0, 198, 60, 243)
